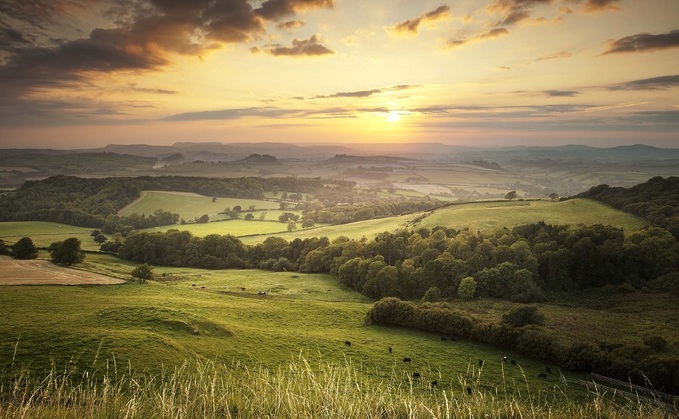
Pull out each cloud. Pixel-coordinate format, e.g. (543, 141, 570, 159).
(543, 90, 580, 97)
(313, 85, 414, 99)
(0, 0, 336, 101)
(607, 75, 679, 91)
(277, 20, 305, 31)
(487, 0, 551, 26)
(479, 28, 509, 39)
(389, 5, 450, 35)
(446, 28, 509, 48)
(255, 0, 333, 20)
(258, 35, 334, 57)
(581, 0, 620, 13)
(603, 29, 679, 54)
(535, 50, 572, 61)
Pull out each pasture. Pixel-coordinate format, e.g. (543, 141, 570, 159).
(0, 262, 579, 397)
(416, 198, 648, 233)
(119, 191, 280, 220)
(0, 221, 99, 251)
(143, 219, 292, 237)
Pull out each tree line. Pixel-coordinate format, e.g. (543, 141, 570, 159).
(578, 176, 679, 239)
(114, 221, 679, 301)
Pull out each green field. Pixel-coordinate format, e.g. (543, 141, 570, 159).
(144, 219, 292, 237)
(0, 259, 577, 396)
(119, 191, 281, 220)
(416, 198, 648, 233)
(0, 221, 100, 251)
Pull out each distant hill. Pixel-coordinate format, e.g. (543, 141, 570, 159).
(577, 176, 679, 238)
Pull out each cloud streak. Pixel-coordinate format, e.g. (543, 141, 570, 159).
(254, 35, 334, 57)
(603, 29, 679, 54)
(607, 75, 679, 90)
(312, 85, 414, 99)
(389, 5, 450, 35)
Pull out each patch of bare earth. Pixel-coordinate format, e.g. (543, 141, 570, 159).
(0, 256, 126, 285)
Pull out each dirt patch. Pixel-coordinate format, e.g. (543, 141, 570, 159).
(0, 256, 126, 285)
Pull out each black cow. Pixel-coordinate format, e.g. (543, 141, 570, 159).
(412, 372, 421, 379)
(388, 346, 392, 354)
(502, 356, 507, 363)
(403, 357, 411, 363)
(538, 373, 547, 379)
(344, 340, 351, 346)
(466, 386, 473, 395)
(478, 359, 484, 367)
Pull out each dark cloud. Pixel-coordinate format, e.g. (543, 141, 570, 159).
(389, 5, 450, 35)
(165, 106, 300, 121)
(608, 75, 679, 91)
(0, 0, 336, 101)
(603, 29, 679, 54)
(259, 34, 334, 57)
(313, 85, 413, 99)
(255, 0, 333, 21)
(535, 50, 572, 61)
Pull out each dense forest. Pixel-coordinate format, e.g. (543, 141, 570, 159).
(578, 176, 679, 239)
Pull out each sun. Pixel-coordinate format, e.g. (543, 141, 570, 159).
(387, 111, 400, 123)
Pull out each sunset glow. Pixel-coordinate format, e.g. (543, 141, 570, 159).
(0, 0, 678, 148)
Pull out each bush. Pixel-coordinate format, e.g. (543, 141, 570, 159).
(457, 277, 477, 300)
(502, 305, 545, 328)
(48, 238, 85, 266)
(131, 263, 154, 283)
(11, 237, 38, 260)
(421, 286, 441, 302)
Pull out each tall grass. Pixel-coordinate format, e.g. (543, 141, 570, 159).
(0, 354, 673, 419)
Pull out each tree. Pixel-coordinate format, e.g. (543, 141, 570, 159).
(457, 276, 477, 299)
(244, 213, 254, 220)
(197, 214, 209, 223)
(548, 192, 559, 201)
(131, 263, 154, 283)
(0, 239, 10, 256)
(93, 233, 107, 244)
(505, 191, 518, 201)
(11, 237, 38, 260)
(302, 219, 315, 229)
(287, 221, 297, 232)
(48, 238, 85, 266)
(502, 305, 545, 327)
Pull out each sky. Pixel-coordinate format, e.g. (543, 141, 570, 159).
(0, 0, 678, 149)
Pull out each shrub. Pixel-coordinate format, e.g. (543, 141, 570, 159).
(11, 237, 38, 260)
(131, 263, 154, 283)
(502, 305, 545, 328)
(457, 277, 477, 300)
(643, 335, 667, 352)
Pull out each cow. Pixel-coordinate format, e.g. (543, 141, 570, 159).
(538, 373, 547, 379)
(412, 372, 421, 379)
(511, 359, 516, 365)
(241, 287, 246, 291)
(344, 340, 351, 346)
(403, 357, 411, 363)
(388, 346, 392, 354)
(440, 337, 447, 341)
(502, 356, 508, 363)
(478, 359, 484, 367)
(466, 386, 473, 395)
(201, 286, 206, 289)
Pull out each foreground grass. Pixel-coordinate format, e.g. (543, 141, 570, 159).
(1, 356, 672, 419)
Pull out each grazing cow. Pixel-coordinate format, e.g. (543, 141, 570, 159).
(546, 367, 552, 374)
(192, 284, 196, 287)
(412, 372, 421, 379)
(201, 286, 206, 289)
(478, 359, 484, 367)
(466, 386, 473, 395)
(345, 340, 351, 346)
(430, 380, 438, 388)
(440, 337, 447, 341)
(511, 359, 516, 365)
(403, 357, 411, 363)
(241, 287, 246, 291)
(257, 291, 267, 295)
(388, 347, 392, 354)
(538, 373, 547, 379)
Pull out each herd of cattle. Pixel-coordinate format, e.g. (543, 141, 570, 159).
(343, 337, 555, 391)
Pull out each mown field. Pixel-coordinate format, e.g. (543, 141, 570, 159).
(0, 221, 99, 251)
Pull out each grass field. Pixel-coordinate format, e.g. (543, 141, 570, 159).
(143, 219, 292, 237)
(0, 221, 100, 251)
(119, 191, 281, 220)
(0, 257, 582, 397)
(416, 198, 648, 233)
